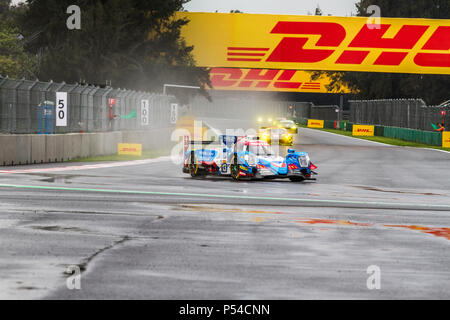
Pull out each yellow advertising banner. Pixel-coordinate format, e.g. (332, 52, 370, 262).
(118, 143, 142, 156)
(308, 119, 324, 129)
(209, 68, 350, 93)
(177, 12, 450, 75)
(353, 125, 375, 136)
(443, 132, 450, 148)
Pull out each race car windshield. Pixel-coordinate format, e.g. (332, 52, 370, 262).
(248, 144, 274, 156)
(270, 129, 286, 135)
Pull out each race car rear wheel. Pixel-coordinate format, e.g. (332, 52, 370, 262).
(230, 155, 240, 181)
(289, 176, 305, 182)
(188, 151, 201, 178)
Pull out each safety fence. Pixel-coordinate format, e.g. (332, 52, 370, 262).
(0, 76, 342, 134)
(349, 99, 449, 132)
(0, 76, 177, 134)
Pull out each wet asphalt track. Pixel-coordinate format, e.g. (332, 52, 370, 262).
(0, 118, 450, 299)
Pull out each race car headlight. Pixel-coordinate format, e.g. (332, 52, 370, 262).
(298, 155, 310, 168)
(245, 154, 257, 166)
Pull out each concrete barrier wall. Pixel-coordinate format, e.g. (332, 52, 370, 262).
(0, 127, 174, 166)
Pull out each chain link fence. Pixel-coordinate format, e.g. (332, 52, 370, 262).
(0, 76, 177, 134)
(8, 76, 445, 136)
(0, 76, 332, 134)
(349, 99, 449, 131)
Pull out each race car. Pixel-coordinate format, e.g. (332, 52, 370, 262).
(183, 135, 317, 182)
(259, 127, 294, 146)
(276, 119, 298, 134)
(228, 136, 317, 181)
(257, 117, 276, 129)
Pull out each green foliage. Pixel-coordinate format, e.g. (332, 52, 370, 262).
(355, 0, 449, 19)
(17, 0, 210, 102)
(316, 0, 450, 105)
(0, 0, 37, 78)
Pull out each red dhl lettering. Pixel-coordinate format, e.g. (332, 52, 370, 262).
(357, 129, 371, 133)
(121, 148, 138, 152)
(234, 21, 450, 69)
(267, 21, 346, 63)
(210, 68, 322, 90)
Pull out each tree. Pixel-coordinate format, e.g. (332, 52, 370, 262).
(0, 0, 36, 78)
(315, 0, 450, 105)
(18, 0, 210, 102)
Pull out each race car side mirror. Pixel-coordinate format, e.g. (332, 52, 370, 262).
(287, 149, 295, 154)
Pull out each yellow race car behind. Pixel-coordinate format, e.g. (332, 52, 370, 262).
(259, 128, 294, 146)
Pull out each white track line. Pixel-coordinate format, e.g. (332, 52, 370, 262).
(301, 127, 390, 146)
(415, 147, 450, 155)
(0, 156, 172, 174)
(304, 128, 450, 155)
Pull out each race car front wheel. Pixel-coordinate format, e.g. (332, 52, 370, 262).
(188, 151, 200, 178)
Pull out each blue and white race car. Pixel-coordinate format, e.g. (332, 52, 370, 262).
(183, 135, 317, 182)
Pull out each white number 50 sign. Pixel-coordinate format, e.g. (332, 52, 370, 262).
(56, 92, 67, 127)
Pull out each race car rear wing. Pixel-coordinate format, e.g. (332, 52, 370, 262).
(184, 135, 241, 149)
(183, 135, 243, 162)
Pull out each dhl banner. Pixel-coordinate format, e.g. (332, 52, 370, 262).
(353, 125, 375, 136)
(443, 132, 450, 148)
(308, 119, 324, 129)
(177, 12, 450, 75)
(118, 143, 142, 156)
(210, 68, 350, 92)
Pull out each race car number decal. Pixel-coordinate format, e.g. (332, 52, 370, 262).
(220, 163, 229, 174)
